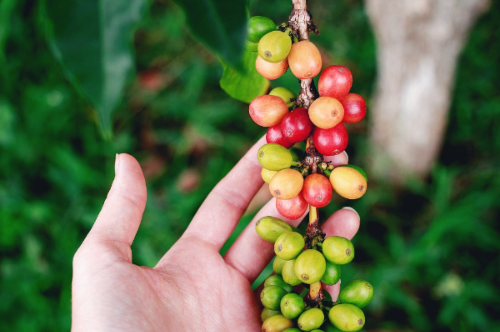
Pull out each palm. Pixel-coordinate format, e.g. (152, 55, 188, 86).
(72, 141, 359, 332)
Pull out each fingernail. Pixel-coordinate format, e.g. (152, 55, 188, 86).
(343, 151, 349, 163)
(342, 206, 359, 219)
(115, 153, 121, 175)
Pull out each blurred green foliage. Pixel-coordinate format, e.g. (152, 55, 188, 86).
(0, 0, 499, 331)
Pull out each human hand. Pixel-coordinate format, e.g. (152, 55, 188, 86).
(71, 136, 360, 332)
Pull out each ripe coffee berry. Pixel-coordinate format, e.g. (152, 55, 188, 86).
(318, 65, 353, 99)
(280, 107, 313, 143)
(308, 96, 345, 129)
(302, 173, 333, 207)
(287, 40, 322, 79)
(267, 124, 294, 149)
(312, 123, 349, 156)
(340, 93, 366, 123)
(249, 95, 288, 127)
(276, 191, 308, 220)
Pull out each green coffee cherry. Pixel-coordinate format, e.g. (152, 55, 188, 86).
(297, 308, 325, 331)
(262, 314, 294, 332)
(258, 31, 292, 63)
(322, 236, 355, 265)
(256, 216, 293, 243)
(261, 286, 288, 310)
(311, 330, 325, 332)
(270, 87, 297, 108)
(280, 293, 305, 319)
(274, 232, 305, 260)
(282, 259, 302, 286)
(258, 143, 293, 171)
(294, 249, 326, 284)
(264, 275, 293, 293)
(328, 304, 365, 332)
(247, 16, 276, 43)
(261, 308, 281, 322)
(273, 256, 287, 275)
(283, 329, 302, 332)
(339, 279, 374, 308)
(321, 261, 342, 285)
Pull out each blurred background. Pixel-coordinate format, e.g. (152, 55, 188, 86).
(1, 0, 499, 331)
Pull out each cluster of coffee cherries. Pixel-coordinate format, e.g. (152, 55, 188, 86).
(245, 16, 373, 332)
(256, 216, 373, 332)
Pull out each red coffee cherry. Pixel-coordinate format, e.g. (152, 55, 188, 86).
(302, 174, 333, 208)
(312, 123, 349, 156)
(267, 124, 294, 149)
(276, 191, 308, 220)
(280, 107, 313, 143)
(249, 95, 288, 127)
(340, 93, 366, 123)
(318, 65, 353, 99)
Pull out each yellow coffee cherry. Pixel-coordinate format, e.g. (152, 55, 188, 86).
(329, 166, 367, 199)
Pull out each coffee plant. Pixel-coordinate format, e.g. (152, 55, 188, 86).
(246, 1, 372, 331)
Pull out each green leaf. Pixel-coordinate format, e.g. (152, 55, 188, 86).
(174, 0, 247, 67)
(219, 50, 269, 103)
(42, 0, 146, 139)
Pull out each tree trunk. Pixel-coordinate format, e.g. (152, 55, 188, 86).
(365, 0, 490, 181)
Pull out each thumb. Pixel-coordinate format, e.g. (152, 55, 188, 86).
(80, 153, 147, 262)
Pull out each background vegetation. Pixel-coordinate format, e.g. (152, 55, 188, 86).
(1, 0, 499, 331)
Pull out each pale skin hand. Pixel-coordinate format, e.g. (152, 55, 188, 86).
(71, 136, 360, 332)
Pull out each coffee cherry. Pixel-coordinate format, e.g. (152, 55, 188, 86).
(340, 93, 366, 123)
(250, 95, 289, 127)
(255, 216, 294, 243)
(258, 143, 293, 171)
(328, 304, 365, 332)
(270, 87, 297, 108)
(308, 97, 345, 129)
(267, 124, 294, 149)
(261, 286, 288, 310)
(302, 174, 333, 208)
(321, 261, 341, 285)
(276, 192, 308, 220)
(247, 16, 276, 43)
(322, 236, 355, 265)
(256, 56, 289, 80)
(297, 308, 324, 331)
(329, 167, 367, 199)
(264, 275, 294, 293)
(261, 308, 281, 322)
(282, 259, 302, 286)
(287, 40, 322, 79)
(318, 65, 353, 99)
(338, 279, 374, 308)
(262, 168, 278, 184)
(323, 322, 344, 332)
(283, 328, 302, 332)
(258, 31, 292, 63)
(275, 232, 305, 260)
(269, 169, 304, 199)
(338, 165, 367, 180)
(273, 256, 287, 275)
(262, 314, 294, 332)
(312, 123, 348, 156)
(280, 293, 305, 319)
(280, 107, 313, 143)
(294, 249, 326, 284)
